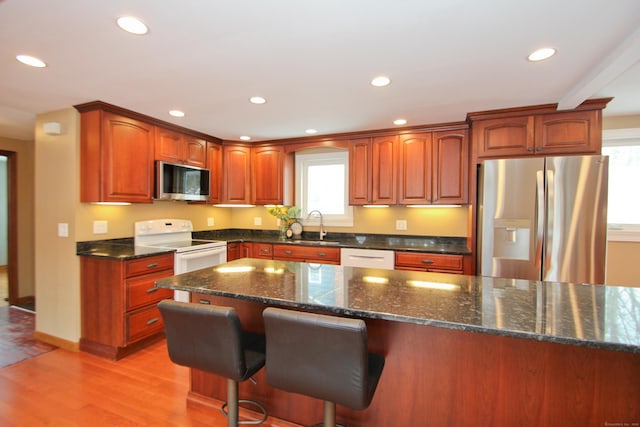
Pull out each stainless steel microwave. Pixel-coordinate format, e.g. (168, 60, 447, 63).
(155, 161, 210, 201)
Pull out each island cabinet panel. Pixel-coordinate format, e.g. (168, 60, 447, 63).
(473, 109, 601, 159)
(185, 295, 640, 427)
(155, 127, 207, 167)
(79, 253, 174, 360)
(395, 251, 464, 274)
(398, 133, 433, 204)
(432, 129, 469, 204)
(251, 145, 287, 205)
(222, 145, 252, 204)
(80, 110, 155, 203)
(206, 142, 223, 204)
(273, 244, 340, 264)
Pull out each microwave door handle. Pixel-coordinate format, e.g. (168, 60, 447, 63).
(178, 248, 226, 260)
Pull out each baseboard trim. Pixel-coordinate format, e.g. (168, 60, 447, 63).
(33, 331, 79, 352)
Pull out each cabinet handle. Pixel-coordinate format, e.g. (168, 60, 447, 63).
(199, 299, 211, 304)
(146, 317, 159, 326)
(317, 252, 326, 257)
(146, 287, 159, 294)
(421, 259, 434, 265)
(146, 262, 159, 269)
(527, 147, 534, 152)
(284, 250, 293, 255)
(260, 248, 269, 253)
(536, 147, 543, 152)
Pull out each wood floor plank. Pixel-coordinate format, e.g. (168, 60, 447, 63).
(0, 340, 301, 426)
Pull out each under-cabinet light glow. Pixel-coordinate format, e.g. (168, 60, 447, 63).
(408, 280, 459, 291)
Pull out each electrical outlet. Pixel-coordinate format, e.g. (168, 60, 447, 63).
(396, 219, 407, 231)
(57, 223, 69, 237)
(207, 217, 215, 227)
(93, 220, 108, 234)
(254, 217, 262, 226)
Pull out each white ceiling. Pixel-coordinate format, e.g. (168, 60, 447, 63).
(1, 0, 640, 142)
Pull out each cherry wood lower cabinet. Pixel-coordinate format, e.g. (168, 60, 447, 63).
(272, 244, 340, 264)
(395, 251, 468, 274)
(186, 295, 640, 427)
(79, 253, 174, 360)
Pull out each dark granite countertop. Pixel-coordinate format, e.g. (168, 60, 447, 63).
(155, 258, 640, 354)
(76, 230, 470, 259)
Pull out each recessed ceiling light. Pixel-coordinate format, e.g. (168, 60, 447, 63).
(393, 118, 407, 126)
(249, 96, 266, 104)
(528, 47, 556, 62)
(169, 110, 185, 117)
(371, 76, 391, 87)
(117, 16, 148, 35)
(305, 129, 318, 134)
(240, 135, 251, 141)
(16, 55, 46, 68)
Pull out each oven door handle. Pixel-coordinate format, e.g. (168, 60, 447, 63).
(178, 247, 227, 260)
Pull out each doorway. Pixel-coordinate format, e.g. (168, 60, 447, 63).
(0, 151, 17, 308)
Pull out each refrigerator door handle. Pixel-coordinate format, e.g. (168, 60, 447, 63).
(534, 170, 545, 270)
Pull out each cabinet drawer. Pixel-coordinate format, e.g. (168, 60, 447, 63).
(395, 252, 463, 273)
(253, 243, 273, 259)
(125, 253, 174, 278)
(126, 305, 165, 343)
(273, 244, 340, 263)
(126, 270, 175, 311)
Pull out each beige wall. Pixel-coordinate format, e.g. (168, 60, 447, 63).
(0, 135, 35, 299)
(230, 205, 468, 237)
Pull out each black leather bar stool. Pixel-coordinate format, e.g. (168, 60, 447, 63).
(158, 300, 267, 426)
(263, 307, 385, 427)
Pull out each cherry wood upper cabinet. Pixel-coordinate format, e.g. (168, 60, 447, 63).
(534, 110, 600, 155)
(206, 142, 223, 204)
(397, 133, 432, 204)
(80, 110, 155, 203)
(349, 138, 372, 205)
(432, 129, 469, 204)
(472, 108, 603, 159)
(155, 127, 206, 168)
(252, 145, 287, 205)
(371, 135, 397, 205)
(222, 145, 252, 204)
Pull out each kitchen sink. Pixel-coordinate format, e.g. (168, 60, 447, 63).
(289, 240, 341, 246)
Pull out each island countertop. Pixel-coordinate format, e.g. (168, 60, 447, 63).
(155, 258, 640, 354)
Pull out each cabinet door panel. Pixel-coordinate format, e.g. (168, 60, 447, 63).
(252, 146, 284, 205)
(223, 145, 251, 203)
(474, 116, 534, 158)
(349, 138, 371, 205)
(433, 130, 468, 204)
(102, 112, 154, 202)
(207, 142, 223, 203)
(184, 136, 207, 167)
(371, 136, 397, 204)
(398, 133, 432, 204)
(535, 110, 599, 155)
(155, 128, 183, 163)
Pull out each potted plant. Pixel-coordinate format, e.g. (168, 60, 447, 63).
(266, 206, 301, 240)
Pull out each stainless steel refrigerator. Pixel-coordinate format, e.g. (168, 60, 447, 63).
(477, 155, 608, 284)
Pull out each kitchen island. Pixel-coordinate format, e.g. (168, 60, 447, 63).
(155, 259, 640, 426)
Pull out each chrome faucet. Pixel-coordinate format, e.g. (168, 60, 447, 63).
(307, 210, 327, 241)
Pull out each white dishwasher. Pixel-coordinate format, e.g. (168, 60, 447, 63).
(340, 248, 395, 270)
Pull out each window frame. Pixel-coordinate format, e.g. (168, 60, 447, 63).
(295, 149, 354, 227)
(602, 128, 640, 242)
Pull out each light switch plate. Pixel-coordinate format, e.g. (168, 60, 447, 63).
(93, 220, 108, 234)
(207, 217, 215, 227)
(57, 223, 69, 237)
(254, 217, 262, 226)
(396, 219, 407, 231)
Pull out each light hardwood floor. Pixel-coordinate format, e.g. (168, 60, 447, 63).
(0, 340, 301, 426)
(0, 267, 8, 308)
